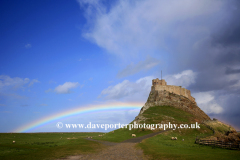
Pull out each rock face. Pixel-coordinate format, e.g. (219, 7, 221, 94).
(134, 89, 211, 123)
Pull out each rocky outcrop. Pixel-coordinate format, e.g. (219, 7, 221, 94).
(135, 90, 211, 123)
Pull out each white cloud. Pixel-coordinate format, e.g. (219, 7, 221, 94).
(40, 104, 48, 106)
(78, 0, 224, 57)
(0, 75, 40, 90)
(117, 56, 160, 78)
(28, 79, 40, 87)
(164, 70, 197, 88)
(54, 82, 79, 94)
(0, 75, 29, 90)
(99, 76, 153, 100)
(192, 91, 223, 114)
(100, 70, 196, 101)
(25, 44, 31, 48)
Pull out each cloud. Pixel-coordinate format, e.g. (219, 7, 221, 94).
(79, 0, 224, 57)
(0, 75, 29, 90)
(78, 58, 82, 61)
(99, 76, 153, 100)
(0, 104, 6, 107)
(100, 70, 196, 101)
(192, 92, 223, 114)
(54, 82, 80, 94)
(225, 67, 240, 75)
(40, 104, 48, 106)
(25, 44, 31, 48)
(0, 75, 39, 91)
(164, 70, 197, 88)
(28, 79, 40, 87)
(117, 57, 160, 78)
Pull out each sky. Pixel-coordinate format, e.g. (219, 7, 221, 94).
(0, 0, 240, 132)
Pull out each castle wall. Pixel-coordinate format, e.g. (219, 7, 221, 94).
(151, 85, 195, 102)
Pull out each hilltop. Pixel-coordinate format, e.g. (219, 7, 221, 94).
(134, 78, 211, 125)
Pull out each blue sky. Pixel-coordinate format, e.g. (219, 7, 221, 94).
(1, 0, 240, 132)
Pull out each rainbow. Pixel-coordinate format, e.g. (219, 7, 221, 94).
(14, 102, 144, 133)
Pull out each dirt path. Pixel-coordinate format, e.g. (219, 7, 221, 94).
(57, 130, 170, 160)
(63, 143, 147, 160)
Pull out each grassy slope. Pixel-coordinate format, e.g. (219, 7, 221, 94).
(204, 120, 236, 138)
(142, 105, 196, 124)
(138, 128, 240, 160)
(0, 132, 104, 160)
(136, 106, 240, 159)
(94, 105, 198, 142)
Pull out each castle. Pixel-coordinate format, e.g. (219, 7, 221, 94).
(151, 78, 195, 102)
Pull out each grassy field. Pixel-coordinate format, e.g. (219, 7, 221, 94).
(138, 127, 240, 160)
(2, 105, 239, 160)
(0, 132, 104, 160)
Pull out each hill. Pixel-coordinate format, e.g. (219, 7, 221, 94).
(93, 79, 240, 159)
(134, 90, 211, 125)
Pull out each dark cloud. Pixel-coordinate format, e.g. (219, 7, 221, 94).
(212, 1, 240, 47)
(225, 67, 240, 75)
(179, 1, 240, 129)
(215, 48, 240, 66)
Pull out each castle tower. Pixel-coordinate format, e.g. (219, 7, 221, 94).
(152, 78, 167, 86)
(151, 78, 195, 103)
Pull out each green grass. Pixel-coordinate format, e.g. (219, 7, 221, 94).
(93, 127, 153, 142)
(204, 120, 234, 134)
(142, 105, 196, 124)
(0, 132, 104, 160)
(138, 125, 240, 160)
